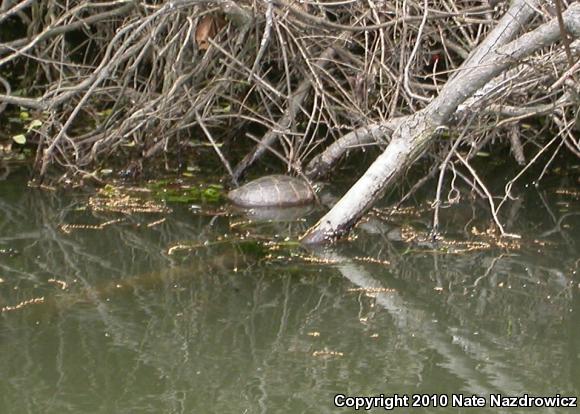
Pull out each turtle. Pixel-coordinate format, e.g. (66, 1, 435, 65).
(227, 175, 315, 207)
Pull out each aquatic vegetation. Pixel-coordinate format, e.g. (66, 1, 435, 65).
(147, 179, 224, 204)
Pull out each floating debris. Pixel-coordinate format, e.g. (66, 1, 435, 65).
(89, 184, 170, 214)
(60, 218, 125, 233)
(1, 297, 45, 313)
(48, 278, 68, 290)
(347, 287, 397, 294)
(312, 349, 344, 358)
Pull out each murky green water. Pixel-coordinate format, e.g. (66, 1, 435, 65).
(1, 165, 579, 413)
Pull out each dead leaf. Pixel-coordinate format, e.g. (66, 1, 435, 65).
(195, 14, 226, 51)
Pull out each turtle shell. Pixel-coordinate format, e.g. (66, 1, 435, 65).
(227, 175, 315, 207)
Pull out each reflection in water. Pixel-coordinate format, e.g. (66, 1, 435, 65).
(0, 167, 579, 413)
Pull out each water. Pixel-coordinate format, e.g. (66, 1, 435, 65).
(0, 165, 579, 413)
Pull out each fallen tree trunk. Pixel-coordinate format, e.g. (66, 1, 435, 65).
(302, 0, 580, 244)
(305, 121, 397, 180)
(304, 0, 542, 179)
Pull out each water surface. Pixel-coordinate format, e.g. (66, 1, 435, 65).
(0, 165, 579, 413)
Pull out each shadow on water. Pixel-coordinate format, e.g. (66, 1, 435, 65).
(0, 165, 579, 413)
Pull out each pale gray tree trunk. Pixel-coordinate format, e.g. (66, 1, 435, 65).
(302, 0, 580, 244)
